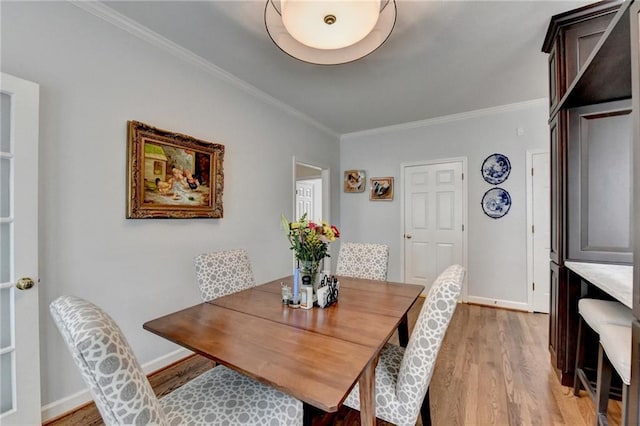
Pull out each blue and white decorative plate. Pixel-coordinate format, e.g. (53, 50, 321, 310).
(481, 187, 511, 219)
(481, 153, 511, 185)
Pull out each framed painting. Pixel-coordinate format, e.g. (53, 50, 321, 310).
(126, 120, 224, 218)
(370, 177, 394, 201)
(344, 170, 365, 192)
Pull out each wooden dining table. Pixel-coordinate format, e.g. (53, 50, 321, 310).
(143, 276, 424, 426)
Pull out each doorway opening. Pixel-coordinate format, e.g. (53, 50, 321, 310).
(527, 150, 550, 313)
(295, 164, 322, 223)
(292, 158, 331, 269)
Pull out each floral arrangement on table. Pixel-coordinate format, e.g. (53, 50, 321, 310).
(281, 213, 339, 286)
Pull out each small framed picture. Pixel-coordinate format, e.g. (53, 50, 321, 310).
(370, 177, 394, 201)
(344, 170, 365, 192)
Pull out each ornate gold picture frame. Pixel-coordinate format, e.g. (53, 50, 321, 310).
(127, 121, 224, 218)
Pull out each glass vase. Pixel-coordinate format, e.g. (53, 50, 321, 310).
(299, 259, 322, 293)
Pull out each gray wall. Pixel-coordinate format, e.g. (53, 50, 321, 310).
(2, 2, 339, 412)
(340, 100, 548, 308)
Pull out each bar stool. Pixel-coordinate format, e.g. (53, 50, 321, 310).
(596, 323, 631, 426)
(573, 299, 633, 399)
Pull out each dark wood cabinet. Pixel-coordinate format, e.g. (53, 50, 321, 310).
(549, 112, 566, 265)
(563, 12, 617, 89)
(566, 99, 633, 263)
(548, 262, 561, 367)
(549, 262, 583, 386)
(631, 320, 640, 425)
(542, 0, 632, 387)
(548, 43, 560, 111)
(629, 1, 640, 423)
(631, 0, 640, 331)
(542, 1, 621, 115)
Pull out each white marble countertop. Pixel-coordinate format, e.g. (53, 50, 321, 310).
(565, 261, 633, 308)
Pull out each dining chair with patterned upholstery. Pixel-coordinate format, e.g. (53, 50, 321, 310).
(343, 264, 465, 426)
(193, 248, 256, 302)
(335, 242, 389, 281)
(50, 295, 303, 426)
(335, 241, 411, 346)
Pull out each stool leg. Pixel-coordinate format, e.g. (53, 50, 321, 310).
(574, 317, 585, 396)
(621, 384, 628, 426)
(595, 345, 612, 426)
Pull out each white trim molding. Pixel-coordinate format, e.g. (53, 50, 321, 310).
(341, 98, 548, 140)
(70, 1, 338, 139)
(466, 296, 530, 312)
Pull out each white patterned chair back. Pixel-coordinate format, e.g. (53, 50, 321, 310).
(50, 296, 167, 425)
(193, 249, 256, 301)
(335, 242, 389, 281)
(397, 264, 464, 424)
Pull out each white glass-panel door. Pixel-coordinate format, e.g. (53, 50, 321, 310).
(0, 73, 40, 425)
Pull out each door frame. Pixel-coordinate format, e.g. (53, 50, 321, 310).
(526, 149, 550, 312)
(292, 156, 332, 270)
(399, 157, 468, 301)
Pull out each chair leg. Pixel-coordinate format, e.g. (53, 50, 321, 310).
(595, 345, 613, 426)
(573, 317, 585, 396)
(303, 402, 313, 426)
(398, 313, 410, 348)
(420, 387, 432, 426)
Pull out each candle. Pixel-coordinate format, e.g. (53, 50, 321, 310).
(293, 267, 300, 305)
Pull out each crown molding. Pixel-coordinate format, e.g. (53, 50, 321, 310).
(70, 1, 338, 139)
(341, 98, 548, 140)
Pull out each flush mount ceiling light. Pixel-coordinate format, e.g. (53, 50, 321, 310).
(264, 0, 397, 65)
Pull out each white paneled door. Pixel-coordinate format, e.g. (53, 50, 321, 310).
(296, 179, 322, 222)
(531, 152, 551, 313)
(0, 73, 41, 425)
(403, 161, 464, 294)
(296, 181, 314, 221)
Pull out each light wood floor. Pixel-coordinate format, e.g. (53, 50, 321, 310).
(46, 301, 622, 426)
(327, 302, 622, 426)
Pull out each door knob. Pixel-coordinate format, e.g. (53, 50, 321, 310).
(16, 277, 35, 290)
(405, 234, 412, 239)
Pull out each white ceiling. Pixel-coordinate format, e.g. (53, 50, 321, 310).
(104, 0, 589, 135)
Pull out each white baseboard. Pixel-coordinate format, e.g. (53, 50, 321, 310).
(465, 295, 530, 312)
(41, 348, 193, 422)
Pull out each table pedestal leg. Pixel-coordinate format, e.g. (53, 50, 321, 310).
(359, 357, 378, 426)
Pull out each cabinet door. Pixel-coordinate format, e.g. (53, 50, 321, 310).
(548, 41, 561, 112)
(563, 11, 616, 91)
(632, 0, 640, 323)
(567, 99, 633, 263)
(630, 3, 640, 424)
(549, 262, 560, 364)
(550, 262, 580, 386)
(549, 113, 566, 264)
